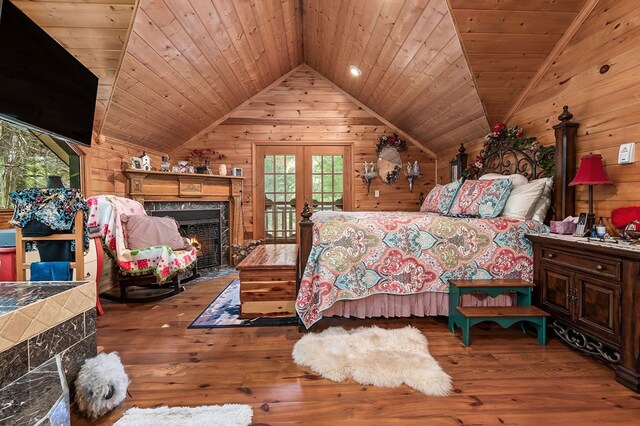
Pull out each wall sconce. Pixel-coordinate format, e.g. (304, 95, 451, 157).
(405, 161, 419, 192)
(362, 161, 378, 193)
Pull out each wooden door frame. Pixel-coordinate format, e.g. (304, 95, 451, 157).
(251, 141, 354, 240)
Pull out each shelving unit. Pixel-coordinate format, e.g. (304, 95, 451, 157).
(14, 211, 84, 281)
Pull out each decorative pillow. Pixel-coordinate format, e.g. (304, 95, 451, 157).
(421, 181, 461, 214)
(530, 178, 554, 223)
(420, 185, 442, 212)
(500, 178, 547, 220)
(121, 214, 187, 251)
(449, 179, 512, 218)
(479, 173, 529, 188)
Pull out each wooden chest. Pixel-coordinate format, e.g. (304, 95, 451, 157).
(236, 244, 297, 318)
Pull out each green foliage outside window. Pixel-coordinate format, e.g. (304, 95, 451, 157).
(0, 118, 80, 209)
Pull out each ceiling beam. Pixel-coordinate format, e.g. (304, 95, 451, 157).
(444, 0, 491, 131)
(97, 0, 141, 138)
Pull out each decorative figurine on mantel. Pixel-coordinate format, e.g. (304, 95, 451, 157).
(140, 151, 151, 171)
(160, 155, 170, 172)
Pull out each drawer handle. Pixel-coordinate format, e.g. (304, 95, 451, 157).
(547, 253, 555, 259)
(596, 265, 604, 271)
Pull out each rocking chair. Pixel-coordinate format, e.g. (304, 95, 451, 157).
(87, 195, 197, 302)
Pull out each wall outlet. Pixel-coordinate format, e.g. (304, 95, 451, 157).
(374, 189, 380, 198)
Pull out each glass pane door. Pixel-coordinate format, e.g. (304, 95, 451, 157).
(311, 154, 344, 211)
(254, 144, 351, 243)
(263, 154, 297, 243)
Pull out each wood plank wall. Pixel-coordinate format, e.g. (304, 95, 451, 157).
(176, 67, 436, 238)
(82, 137, 163, 197)
(437, 0, 640, 231)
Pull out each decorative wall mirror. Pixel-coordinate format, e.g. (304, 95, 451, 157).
(377, 146, 402, 184)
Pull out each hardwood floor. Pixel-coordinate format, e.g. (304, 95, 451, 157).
(73, 274, 640, 425)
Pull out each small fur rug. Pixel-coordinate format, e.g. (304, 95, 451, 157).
(292, 325, 452, 396)
(113, 404, 253, 426)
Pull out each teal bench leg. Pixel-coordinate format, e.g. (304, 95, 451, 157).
(448, 285, 461, 333)
(516, 287, 532, 306)
(534, 317, 548, 346)
(462, 317, 471, 347)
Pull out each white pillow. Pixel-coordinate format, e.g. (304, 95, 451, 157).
(530, 178, 554, 223)
(500, 178, 547, 220)
(479, 173, 528, 188)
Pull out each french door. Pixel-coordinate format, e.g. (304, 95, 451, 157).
(254, 144, 352, 243)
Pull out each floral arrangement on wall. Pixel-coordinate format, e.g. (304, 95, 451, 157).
(462, 122, 555, 179)
(376, 132, 407, 153)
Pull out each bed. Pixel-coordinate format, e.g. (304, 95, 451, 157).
(296, 107, 577, 329)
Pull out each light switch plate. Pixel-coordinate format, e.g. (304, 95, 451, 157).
(619, 142, 636, 164)
(374, 189, 380, 198)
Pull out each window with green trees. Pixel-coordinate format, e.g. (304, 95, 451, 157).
(0, 118, 81, 209)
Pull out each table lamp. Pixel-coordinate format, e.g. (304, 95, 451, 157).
(568, 153, 613, 232)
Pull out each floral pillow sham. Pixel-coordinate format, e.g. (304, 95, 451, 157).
(449, 179, 512, 218)
(420, 180, 461, 214)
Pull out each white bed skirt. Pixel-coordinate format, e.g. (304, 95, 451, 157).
(321, 292, 516, 319)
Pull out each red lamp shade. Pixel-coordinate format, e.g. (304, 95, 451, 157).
(569, 154, 613, 186)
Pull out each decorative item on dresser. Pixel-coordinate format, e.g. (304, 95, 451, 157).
(527, 234, 640, 392)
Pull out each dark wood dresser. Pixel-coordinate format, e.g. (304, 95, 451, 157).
(527, 234, 640, 392)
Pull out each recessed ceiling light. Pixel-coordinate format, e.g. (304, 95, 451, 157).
(349, 65, 362, 77)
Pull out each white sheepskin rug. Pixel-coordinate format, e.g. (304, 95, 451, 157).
(292, 325, 452, 396)
(113, 404, 253, 426)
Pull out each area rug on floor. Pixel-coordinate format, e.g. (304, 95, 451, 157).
(292, 325, 452, 396)
(184, 266, 238, 285)
(189, 279, 298, 328)
(114, 404, 253, 426)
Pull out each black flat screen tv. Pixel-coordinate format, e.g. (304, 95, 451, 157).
(0, 0, 98, 146)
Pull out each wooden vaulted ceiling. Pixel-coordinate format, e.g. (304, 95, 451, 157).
(449, 0, 589, 126)
(15, 0, 589, 154)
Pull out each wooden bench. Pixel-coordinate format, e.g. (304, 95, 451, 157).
(236, 244, 297, 318)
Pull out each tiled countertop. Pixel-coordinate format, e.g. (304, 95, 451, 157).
(0, 281, 95, 352)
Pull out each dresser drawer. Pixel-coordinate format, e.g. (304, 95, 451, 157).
(541, 248, 621, 281)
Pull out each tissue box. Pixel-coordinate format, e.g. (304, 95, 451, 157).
(550, 220, 576, 235)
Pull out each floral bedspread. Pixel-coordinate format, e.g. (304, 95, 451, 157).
(87, 195, 197, 283)
(296, 211, 546, 328)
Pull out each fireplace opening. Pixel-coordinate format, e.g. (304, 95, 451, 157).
(151, 209, 221, 269)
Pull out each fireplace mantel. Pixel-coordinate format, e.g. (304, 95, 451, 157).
(123, 169, 244, 247)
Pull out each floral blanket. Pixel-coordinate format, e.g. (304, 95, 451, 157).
(296, 211, 546, 328)
(87, 195, 197, 283)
